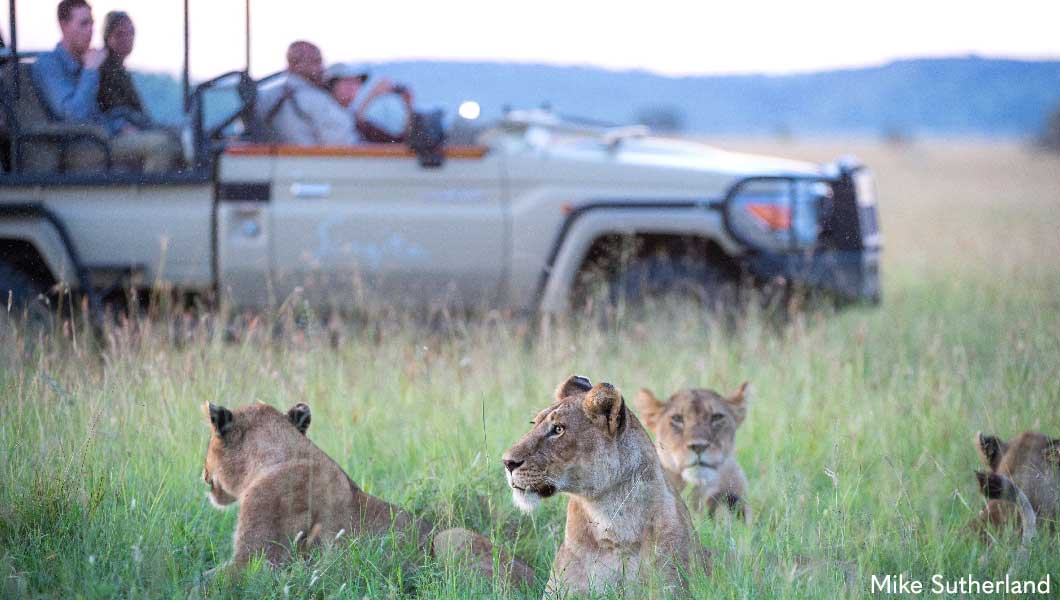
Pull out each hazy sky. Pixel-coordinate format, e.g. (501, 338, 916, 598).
(6, 0, 1059, 79)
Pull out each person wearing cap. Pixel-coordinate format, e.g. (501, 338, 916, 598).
(256, 41, 355, 145)
(324, 63, 414, 144)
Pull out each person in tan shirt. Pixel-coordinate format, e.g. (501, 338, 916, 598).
(325, 62, 414, 144)
(256, 41, 355, 146)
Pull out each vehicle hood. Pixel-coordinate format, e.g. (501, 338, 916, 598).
(503, 131, 825, 179)
(612, 137, 823, 177)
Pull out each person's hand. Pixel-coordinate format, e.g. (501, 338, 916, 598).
(366, 78, 394, 100)
(396, 87, 413, 105)
(83, 48, 106, 70)
(370, 79, 413, 105)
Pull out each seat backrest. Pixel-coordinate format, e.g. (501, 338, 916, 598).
(6, 62, 108, 174)
(0, 63, 11, 172)
(12, 62, 54, 127)
(9, 62, 60, 173)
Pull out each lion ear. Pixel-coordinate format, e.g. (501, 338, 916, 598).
(203, 403, 234, 437)
(555, 375, 593, 402)
(582, 382, 626, 437)
(287, 403, 311, 435)
(634, 388, 664, 429)
(975, 432, 1006, 471)
(726, 382, 750, 424)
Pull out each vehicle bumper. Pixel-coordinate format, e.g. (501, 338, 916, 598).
(745, 247, 881, 303)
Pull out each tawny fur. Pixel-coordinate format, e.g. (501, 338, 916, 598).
(502, 376, 709, 596)
(635, 384, 750, 522)
(970, 430, 1059, 542)
(201, 402, 534, 588)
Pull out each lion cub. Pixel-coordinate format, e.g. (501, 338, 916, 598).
(502, 376, 708, 596)
(636, 383, 750, 521)
(972, 430, 1060, 544)
(201, 402, 533, 587)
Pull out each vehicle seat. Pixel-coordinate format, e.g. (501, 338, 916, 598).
(3, 62, 110, 174)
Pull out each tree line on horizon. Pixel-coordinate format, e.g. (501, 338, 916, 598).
(135, 56, 1060, 142)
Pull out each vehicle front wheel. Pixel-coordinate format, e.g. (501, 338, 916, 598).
(573, 248, 739, 320)
(608, 253, 737, 312)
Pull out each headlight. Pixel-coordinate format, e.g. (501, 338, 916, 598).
(725, 179, 831, 252)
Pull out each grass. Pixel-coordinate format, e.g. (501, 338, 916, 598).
(1, 140, 1059, 598)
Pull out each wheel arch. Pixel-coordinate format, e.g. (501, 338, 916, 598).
(535, 205, 742, 314)
(0, 218, 76, 290)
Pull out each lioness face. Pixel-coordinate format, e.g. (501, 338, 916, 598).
(974, 431, 1060, 525)
(636, 384, 748, 487)
(503, 376, 628, 512)
(200, 402, 312, 509)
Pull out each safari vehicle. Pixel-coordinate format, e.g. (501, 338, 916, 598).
(0, 1, 880, 327)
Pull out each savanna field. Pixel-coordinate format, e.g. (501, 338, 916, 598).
(1, 141, 1058, 598)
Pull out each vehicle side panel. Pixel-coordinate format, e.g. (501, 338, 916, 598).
(27, 185, 214, 288)
(223, 151, 507, 309)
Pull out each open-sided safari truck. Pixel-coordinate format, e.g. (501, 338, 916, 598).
(0, 0, 881, 327)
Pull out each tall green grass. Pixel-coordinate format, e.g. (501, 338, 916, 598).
(1, 142, 1058, 598)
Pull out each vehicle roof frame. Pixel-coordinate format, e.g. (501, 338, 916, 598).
(1, 0, 253, 183)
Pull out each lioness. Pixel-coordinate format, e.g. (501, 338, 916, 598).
(635, 384, 750, 521)
(972, 431, 1059, 540)
(502, 376, 708, 596)
(201, 402, 534, 588)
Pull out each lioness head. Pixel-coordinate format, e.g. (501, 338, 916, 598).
(502, 375, 631, 512)
(201, 402, 312, 508)
(635, 383, 748, 487)
(973, 431, 1060, 526)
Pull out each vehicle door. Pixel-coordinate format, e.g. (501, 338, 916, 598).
(262, 146, 506, 311)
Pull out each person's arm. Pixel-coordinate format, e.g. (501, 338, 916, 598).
(354, 79, 412, 122)
(355, 119, 403, 144)
(32, 49, 104, 122)
(354, 79, 414, 144)
(313, 92, 358, 146)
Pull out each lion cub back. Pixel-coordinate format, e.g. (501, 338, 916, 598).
(202, 403, 362, 569)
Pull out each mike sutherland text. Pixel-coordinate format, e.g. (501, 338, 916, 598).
(871, 573, 1051, 595)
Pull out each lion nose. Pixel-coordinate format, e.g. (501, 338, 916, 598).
(688, 442, 708, 455)
(503, 459, 524, 473)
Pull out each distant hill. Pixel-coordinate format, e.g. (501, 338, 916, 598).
(137, 56, 1060, 138)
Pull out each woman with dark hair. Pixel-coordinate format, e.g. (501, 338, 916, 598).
(94, 10, 181, 171)
(97, 10, 151, 129)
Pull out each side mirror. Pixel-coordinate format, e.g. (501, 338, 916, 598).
(407, 109, 446, 168)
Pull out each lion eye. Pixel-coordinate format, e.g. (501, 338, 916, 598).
(670, 415, 684, 428)
(549, 424, 565, 437)
(711, 413, 726, 425)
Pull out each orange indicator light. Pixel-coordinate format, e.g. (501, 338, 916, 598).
(746, 204, 791, 231)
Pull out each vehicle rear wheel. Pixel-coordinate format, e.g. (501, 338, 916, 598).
(0, 261, 55, 345)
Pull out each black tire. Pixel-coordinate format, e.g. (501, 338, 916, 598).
(609, 253, 737, 312)
(0, 261, 54, 342)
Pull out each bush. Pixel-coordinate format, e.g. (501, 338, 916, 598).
(1039, 103, 1060, 152)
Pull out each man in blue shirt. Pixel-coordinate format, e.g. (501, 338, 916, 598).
(32, 0, 178, 173)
